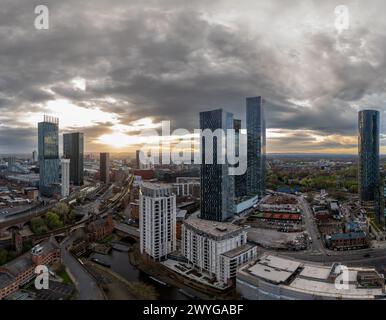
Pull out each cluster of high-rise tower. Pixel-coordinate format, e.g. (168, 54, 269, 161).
(38, 116, 84, 197)
(38, 116, 110, 197)
(199, 96, 266, 222)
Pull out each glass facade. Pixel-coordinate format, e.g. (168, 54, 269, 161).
(38, 118, 60, 196)
(63, 132, 84, 186)
(234, 119, 247, 198)
(100, 152, 110, 184)
(358, 110, 380, 202)
(246, 97, 266, 199)
(200, 109, 235, 221)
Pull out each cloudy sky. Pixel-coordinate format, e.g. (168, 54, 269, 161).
(1, 0, 386, 154)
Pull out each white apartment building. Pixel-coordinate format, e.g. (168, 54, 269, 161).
(61, 159, 70, 198)
(140, 183, 176, 261)
(182, 215, 257, 284)
(173, 177, 200, 197)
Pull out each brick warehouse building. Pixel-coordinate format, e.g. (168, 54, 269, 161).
(0, 237, 61, 300)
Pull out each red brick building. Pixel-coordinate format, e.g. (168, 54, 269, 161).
(86, 213, 114, 242)
(0, 238, 61, 300)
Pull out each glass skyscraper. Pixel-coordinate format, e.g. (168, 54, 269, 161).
(38, 116, 60, 196)
(358, 110, 380, 202)
(199, 109, 235, 221)
(63, 132, 84, 186)
(100, 152, 110, 184)
(246, 97, 266, 199)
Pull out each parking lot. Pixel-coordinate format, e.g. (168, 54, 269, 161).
(247, 227, 308, 250)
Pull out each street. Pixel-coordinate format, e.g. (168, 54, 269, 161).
(60, 231, 105, 300)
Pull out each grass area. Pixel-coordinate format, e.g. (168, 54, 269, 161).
(22, 280, 35, 290)
(98, 234, 115, 244)
(56, 267, 74, 285)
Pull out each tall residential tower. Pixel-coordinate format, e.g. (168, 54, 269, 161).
(246, 97, 266, 199)
(100, 152, 110, 184)
(139, 183, 176, 261)
(358, 110, 380, 202)
(199, 109, 235, 221)
(63, 132, 84, 186)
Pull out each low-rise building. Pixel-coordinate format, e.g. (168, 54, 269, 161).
(0, 238, 61, 300)
(326, 231, 368, 250)
(86, 213, 114, 242)
(236, 253, 385, 300)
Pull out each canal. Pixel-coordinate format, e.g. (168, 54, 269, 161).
(90, 245, 189, 300)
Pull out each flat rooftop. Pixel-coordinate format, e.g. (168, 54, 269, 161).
(141, 182, 173, 190)
(238, 254, 386, 299)
(246, 255, 301, 284)
(184, 214, 243, 239)
(222, 244, 255, 259)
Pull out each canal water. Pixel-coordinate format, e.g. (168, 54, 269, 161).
(90, 247, 188, 300)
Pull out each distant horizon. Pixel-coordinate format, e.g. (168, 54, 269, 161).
(0, 152, 364, 157)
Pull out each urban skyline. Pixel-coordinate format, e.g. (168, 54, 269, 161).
(3, 0, 386, 307)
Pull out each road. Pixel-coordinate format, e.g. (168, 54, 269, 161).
(114, 222, 139, 238)
(298, 195, 326, 254)
(60, 232, 105, 300)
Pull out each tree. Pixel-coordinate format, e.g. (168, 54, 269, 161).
(0, 249, 7, 265)
(45, 212, 63, 230)
(31, 217, 48, 235)
(53, 202, 76, 224)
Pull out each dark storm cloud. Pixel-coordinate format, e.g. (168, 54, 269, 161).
(1, 0, 386, 152)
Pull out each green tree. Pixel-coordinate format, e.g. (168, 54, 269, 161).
(45, 212, 63, 230)
(0, 249, 7, 265)
(53, 202, 69, 217)
(31, 217, 48, 235)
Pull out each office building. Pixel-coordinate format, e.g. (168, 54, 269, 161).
(246, 97, 266, 199)
(32, 150, 37, 162)
(139, 183, 177, 261)
(135, 150, 141, 169)
(182, 214, 257, 285)
(6, 157, 15, 172)
(38, 116, 60, 196)
(199, 109, 235, 221)
(63, 132, 84, 186)
(358, 110, 380, 202)
(236, 253, 385, 300)
(100, 152, 110, 184)
(61, 159, 70, 198)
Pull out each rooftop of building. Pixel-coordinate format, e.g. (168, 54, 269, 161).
(328, 231, 367, 241)
(183, 213, 244, 239)
(238, 253, 385, 299)
(221, 243, 255, 259)
(0, 271, 14, 290)
(140, 182, 173, 190)
(245, 254, 302, 284)
(0, 237, 59, 288)
(176, 209, 187, 220)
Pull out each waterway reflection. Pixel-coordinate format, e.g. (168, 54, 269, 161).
(90, 246, 188, 300)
